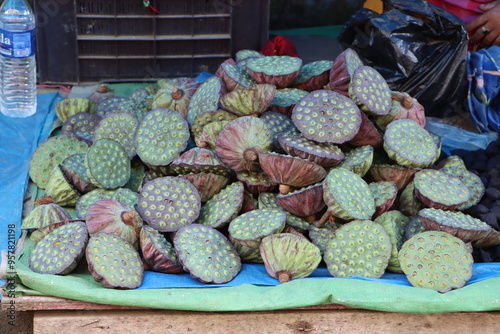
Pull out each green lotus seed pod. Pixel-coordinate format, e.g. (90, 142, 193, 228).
(174, 224, 241, 284)
(85, 138, 131, 189)
(323, 168, 375, 220)
(374, 210, 410, 273)
(413, 169, 471, 210)
(29, 221, 88, 275)
(86, 233, 144, 289)
(140, 225, 184, 274)
(229, 208, 287, 249)
(292, 90, 362, 144)
(324, 219, 392, 278)
(418, 208, 493, 243)
(398, 231, 473, 292)
(383, 119, 437, 168)
(246, 56, 303, 88)
(260, 233, 322, 283)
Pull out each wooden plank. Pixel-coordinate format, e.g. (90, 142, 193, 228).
(0, 295, 349, 312)
(33, 309, 500, 334)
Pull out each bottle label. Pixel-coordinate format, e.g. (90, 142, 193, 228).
(0, 28, 35, 58)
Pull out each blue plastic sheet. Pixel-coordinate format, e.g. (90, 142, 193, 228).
(0, 93, 62, 289)
(138, 262, 500, 290)
(467, 47, 500, 133)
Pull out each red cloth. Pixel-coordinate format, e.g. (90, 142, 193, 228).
(428, 0, 493, 24)
(260, 36, 300, 57)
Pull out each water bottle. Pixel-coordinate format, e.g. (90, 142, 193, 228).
(0, 0, 36, 118)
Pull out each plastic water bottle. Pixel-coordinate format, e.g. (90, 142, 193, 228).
(0, 0, 36, 118)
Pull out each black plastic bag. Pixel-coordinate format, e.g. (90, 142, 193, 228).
(338, 0, 469, 118)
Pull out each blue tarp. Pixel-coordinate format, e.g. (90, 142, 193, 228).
(0, 93, 62, 288)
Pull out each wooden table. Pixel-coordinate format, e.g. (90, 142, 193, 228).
(2, 295, 499, 334)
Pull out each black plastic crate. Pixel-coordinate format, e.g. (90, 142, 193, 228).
(34, 0, 269, 84)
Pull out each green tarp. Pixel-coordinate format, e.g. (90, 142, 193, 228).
(15, 238, 500, 313)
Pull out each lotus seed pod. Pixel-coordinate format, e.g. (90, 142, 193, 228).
(413, 169, 471, 210)
(217, 62, 257, 92)
(140, 225, 184, 274)
(348, 111, 383, 148)
(86, 233, 144, 289)
(137, 176, 201, 232)
(75, 187, 139, 220)
(89, 84, 115, 106)
(60, 153, 96, 194)
(235, 49, 264, 62)
(374, 210, 410, 273)
(191, 108, 237, 137)
(291, 60, 333, 92)
(85, 138, 131, 189)
(29, 221, 88, 275)
(56, 97, 92, 122)
(418, 208, 493, 243)
(170, 147, 229, 176)
(197, 181, 244, 229)
(398, 181, 424, 217)
(96, 96, 129, 118)
(40, 165, 81, 206)
(229, 208, 287, 249)
(472, 229, 500, 248)
(230, 235, 264, 263)
(439, 167, 485, 210)
(260, 111, 300, 150)
(398, 231, 473, 292)
(348, 65, 391, 116)
(30, 219, 85, 244)
(307, 222, 340, 254)
(383, 119, 438, 168)
(236, 170, 278, 195)
(93, 111, 139, 159)
(258, 192, 280, 210)
(374, 91, 426, 131)
(292, 90, 362, 144)
(337, 145, 374, 177)
(174, 224, 242, 284)
(278, 132, 344, 168)
(29, 135, 89, 189)
(178, 172, 229, 203)
(275, 183, 325, 218)
(258, 152, 327, 194)
(260, 233, 322, 283)
(368, 163, 419, 190)
(21, 203, 71, 231)
(323, 168, 375, 221)
(194, 120, 231, 150)
(186, 76, 223, 126)
(257, 192, 310, 231)
(405, 216, 427, 240)
(436, 155, 467, 170)
(215, 116, 273, 172)
(61, 112, 101, 143)
(134, 108, 190, 166)
(220, 84, 276, 117)
(369, 181, 398, 218)
(85, 199, 143, 248)
(151, 77, 201, 119)
(327, 48, 363, 96)
(324, 219, 392, 278)
(270, 88, 309, 117)
(246, 56, 303, 88)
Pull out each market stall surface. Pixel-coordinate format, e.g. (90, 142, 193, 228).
(1, 84, 500, 332)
